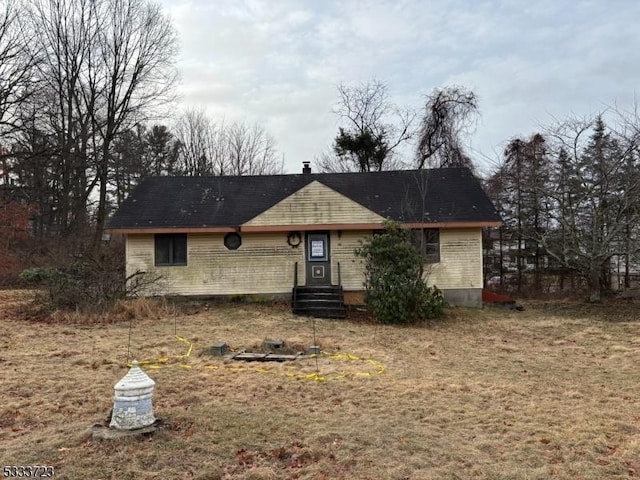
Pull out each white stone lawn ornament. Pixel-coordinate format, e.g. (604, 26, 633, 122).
(110, 360, 156, 430)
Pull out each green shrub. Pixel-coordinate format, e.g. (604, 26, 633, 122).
(356, 220, 445, 324)
(18, 267, 58, 283)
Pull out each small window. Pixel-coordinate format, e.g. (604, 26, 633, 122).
(411, 228, 440, 263)
(224, 232, 242, 250)
(307, 234, 328, 261)
(155, 234, 187, 266)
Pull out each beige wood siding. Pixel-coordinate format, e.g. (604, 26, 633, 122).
(126, 233, 303, 296)
(328, 229, 482, 292)
(125, 228, 483, 297)
(126, 234, 154, 284)
(330, 230, 370, 290)
(243, 181, 384, 227)
(426, 228, 483, 289)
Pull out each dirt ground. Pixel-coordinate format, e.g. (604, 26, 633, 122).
(1, 291, 640, 479)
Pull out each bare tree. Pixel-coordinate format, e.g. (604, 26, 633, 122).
(0, 0, 40, 229)
(174, 108, 225, 176)
(315, 149, 349, 173)
(326, 80, 415, 172)
(174, 110, 282, 177)
(538, 115, 640, 301)
(0, 0, 37, 136)
(20, 0, 177, 242)
(24, 0, 100, 235)
(226, 122, 282, 176)
(89, 0, 178, 245)
(415, 85, 479, 170)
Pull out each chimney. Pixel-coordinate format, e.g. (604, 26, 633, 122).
(302, 161, 311, 174)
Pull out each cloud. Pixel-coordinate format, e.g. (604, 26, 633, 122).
(160, 0, 640, 174)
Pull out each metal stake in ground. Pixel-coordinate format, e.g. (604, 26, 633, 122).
(127, 317, 133, 365)
(313, 317, 319, 374)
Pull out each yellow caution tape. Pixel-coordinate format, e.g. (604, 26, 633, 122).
(128, 336, 385, 381)
(128, 335, 193, 369)
(287, 372, 326, 382)
(176, 335, 193, 358)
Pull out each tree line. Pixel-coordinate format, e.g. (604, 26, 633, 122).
(0, 0, 479, 244)
(320, 82, 640, 302)
(0, 0, 283, 245)
(0, 0, 176, 243)
(1, 0, 638, 302)
(486, 113, 640, 301)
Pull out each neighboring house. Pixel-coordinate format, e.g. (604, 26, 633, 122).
(107, 164, 501, 313)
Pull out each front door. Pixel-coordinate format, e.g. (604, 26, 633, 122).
(305, 232, 331, 285)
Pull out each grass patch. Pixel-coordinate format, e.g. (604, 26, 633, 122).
(1, 292, 640, 479)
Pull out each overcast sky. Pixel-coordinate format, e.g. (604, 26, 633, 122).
(159, 0, 640, 175)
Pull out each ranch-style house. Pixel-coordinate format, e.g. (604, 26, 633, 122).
(107, 163, 501, 316)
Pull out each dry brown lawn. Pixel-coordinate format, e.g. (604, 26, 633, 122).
(1, 291, 640, 480)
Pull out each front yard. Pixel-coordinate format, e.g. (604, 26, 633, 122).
(1, 291, 639, 479)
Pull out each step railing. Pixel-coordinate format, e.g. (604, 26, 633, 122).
(292, 262, 298, 309)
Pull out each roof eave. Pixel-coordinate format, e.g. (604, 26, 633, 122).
(106, 220, 502, 234)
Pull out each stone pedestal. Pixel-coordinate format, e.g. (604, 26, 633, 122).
(110, 360, 156, 430)
(202, 341, 228, 356)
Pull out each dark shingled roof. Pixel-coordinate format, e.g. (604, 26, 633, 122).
(107, 167, 501, 229)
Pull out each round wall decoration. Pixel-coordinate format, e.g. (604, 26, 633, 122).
(224, 232, 242, 250)
(287, 231, 302, 248)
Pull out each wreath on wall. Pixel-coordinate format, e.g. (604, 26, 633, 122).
(287, 231, 302, 248)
